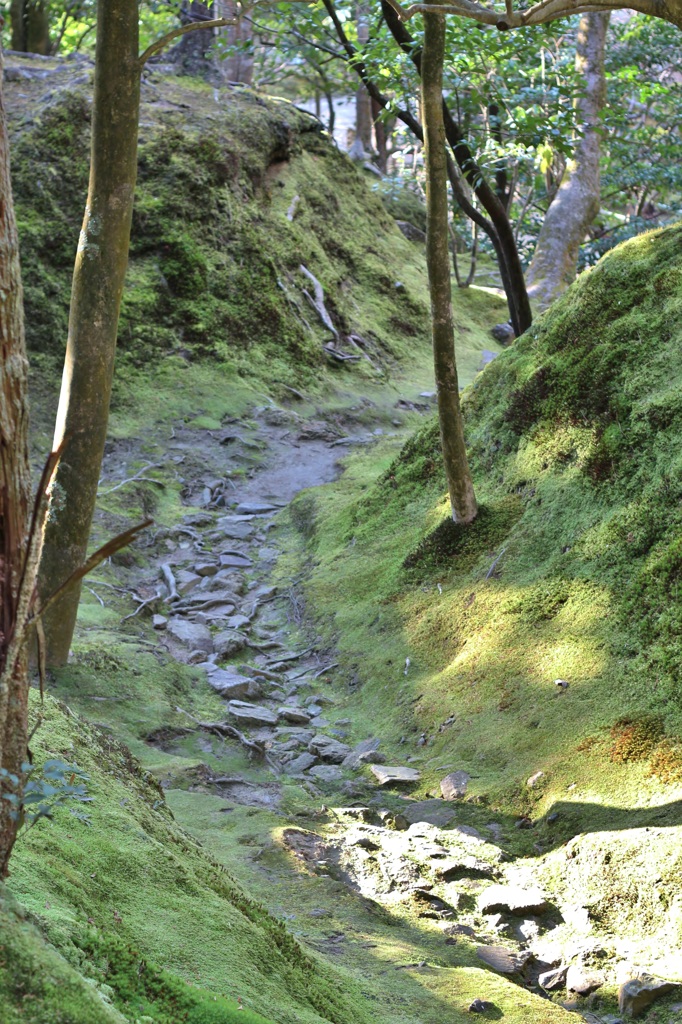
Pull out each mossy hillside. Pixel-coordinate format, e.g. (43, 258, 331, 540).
(290, 223, 682, 856)
(6, 692, 374, 1024)
(8, 65, 432, 394)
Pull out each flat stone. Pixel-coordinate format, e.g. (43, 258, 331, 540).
(539, 965, 568, 991)
(224, 614, 251, 631)
(284, 752, 317, 774)
(214, 630, 248, 658)
(310, 716, 330, 728)
(476, 946, 531, 975)
(167, 618, 213, 654)
(220, 553, 253, 569)
(400, 799, 457, 827)
(618, 976, 680, 1018)
(308, 734, 351, 764)
(479, 885, 548, 917)
(209, 671, 262, 700)
(566, 964, 604, 996)
(152, 614, 168, 630)
(176, 570, 202, 594)
(227, 701, 278, 726)
(342, 737, 381, 768)
(370, 765, 421, 785)
(306, 703, 323, 716)
(309, 765, 343, 783)
(235, 502, 279, 515)
(440, 771, 470, 800)
(194, 562, 218, 577)
(217, 517, 255, 540)
(278, 707, 313, 724)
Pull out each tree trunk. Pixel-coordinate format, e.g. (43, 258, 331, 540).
(422, 9, 477, 525)
(380, 0, 532, 335)
(169, 1, 217, 77)
(349, 1, 373, 160)
(219, 0, 254, 85)
(526, 12, 609, 309)
(38, 0, 141, 668)
(0, 41, 32, 877)
(9, 0, 50, 54)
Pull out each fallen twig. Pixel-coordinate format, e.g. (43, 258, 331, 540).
(485, 547, 507, 580)
(99, 462, 164, 495)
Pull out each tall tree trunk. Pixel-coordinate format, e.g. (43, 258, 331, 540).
(0, 40, 32, 877)
(219, 0, 254, 85)
(350, 1, 373, 160)
(9, 0, 50, 54)
(422, 9, 477, 525)
(38, 0, 141, 668)
(526, 12, 609, 309)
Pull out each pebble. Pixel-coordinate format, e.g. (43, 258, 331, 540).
(440, 771, 470, 800)
(468, 999, 494, 1014)
(527, 771, 545, 788)
(152, 614, 168, 630)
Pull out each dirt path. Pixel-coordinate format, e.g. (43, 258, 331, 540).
(117, 391, 594, 1024)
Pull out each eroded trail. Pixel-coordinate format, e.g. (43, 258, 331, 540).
(116, 394, 605, 1024)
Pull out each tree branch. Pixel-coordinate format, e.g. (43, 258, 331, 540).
(138, 18, 236, 67)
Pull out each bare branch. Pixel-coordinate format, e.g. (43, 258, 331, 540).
(138, 18, 236, 67)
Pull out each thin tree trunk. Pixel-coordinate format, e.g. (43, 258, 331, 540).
(380, 0, 532, 335)
(372, 96, 389, 172)
(38, 0, 141, 667)
(350, 1, 373, 160)
(0, 40, 32, 877)
(526, 12, 609, 309)
(422, 9, 477, 525)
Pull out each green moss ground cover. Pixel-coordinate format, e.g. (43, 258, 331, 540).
(283, 224, 682, 970)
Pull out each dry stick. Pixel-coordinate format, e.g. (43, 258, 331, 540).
(99, 463, 164, 495)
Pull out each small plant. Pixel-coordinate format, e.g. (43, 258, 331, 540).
(0, 758, 92, 834)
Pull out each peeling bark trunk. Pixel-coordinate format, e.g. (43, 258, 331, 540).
(422, 10, 477, 525)
(0, 41, 32, 877)
(38, 0, 141, 667)
(526, 12, 609, 309)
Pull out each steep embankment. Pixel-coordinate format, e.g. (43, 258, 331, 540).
(298, 224, 682, 983)
(9, 55, 431, 393)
